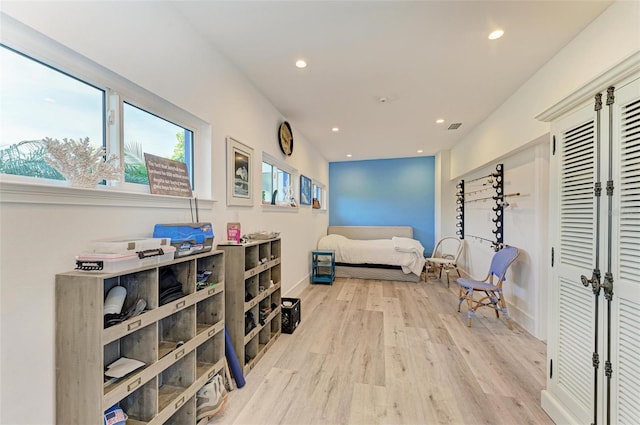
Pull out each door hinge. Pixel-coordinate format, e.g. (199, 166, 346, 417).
(594, 182, 601, 197)
(606, 86, 615, 106)
(551, 247, 554, 267)
(550, 358, 553, 379)
(606, 180, 614, 196)
(552, 136, 556, 156)
(594, 93, 602, 111)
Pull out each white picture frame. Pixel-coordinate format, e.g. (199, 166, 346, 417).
(226, 137, 253, 206)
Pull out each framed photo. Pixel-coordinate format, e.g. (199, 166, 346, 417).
(300, 174, 312, 206)
(226, 137, 253, 206)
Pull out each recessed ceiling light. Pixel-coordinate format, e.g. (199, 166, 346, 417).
(436, 119, 444, 124)
(331, 127, 339, 132)
(295, 59, 307, 69)
(488, 29, 504, 40)
(346, 154, 352, 158)
(417, 149, 423, 154)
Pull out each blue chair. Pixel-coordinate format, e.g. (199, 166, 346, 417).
(456, 245, 519, 329)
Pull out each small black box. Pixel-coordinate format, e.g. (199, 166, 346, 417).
(281, 297, 301, 334)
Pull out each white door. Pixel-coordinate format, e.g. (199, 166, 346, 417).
(610, 77, 640, 425)
(547, 100, 600, 424)
(545, 76, 640, 425)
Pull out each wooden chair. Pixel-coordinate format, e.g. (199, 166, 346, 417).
(456, 245, 519, 329)
(425, 237, 463, 287)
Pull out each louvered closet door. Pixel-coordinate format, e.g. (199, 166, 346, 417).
(549, 103, 599, 424)
(610, 77, 640, 425)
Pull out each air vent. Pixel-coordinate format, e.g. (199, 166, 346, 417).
(448, 123, 462, 130)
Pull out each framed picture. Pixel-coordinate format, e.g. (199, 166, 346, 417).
(226, 137, 253, 206)
(300, 174, 312, 206)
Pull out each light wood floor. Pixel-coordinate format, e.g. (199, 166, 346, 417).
(214, 277, 553, 425)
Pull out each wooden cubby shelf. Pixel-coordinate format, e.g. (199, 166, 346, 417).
(55, 250, 225, 425)
(218, 238, 282, 376)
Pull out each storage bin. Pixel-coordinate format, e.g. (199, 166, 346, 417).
(281, 297, 301, 334)
(153, 223, 214, 258)
(75, 246, 176, 273)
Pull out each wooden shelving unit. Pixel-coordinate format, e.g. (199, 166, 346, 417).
(55, 250, 225, 424)
(217, 238, 282, 376)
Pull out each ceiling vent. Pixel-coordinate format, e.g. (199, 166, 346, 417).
(448, 123, 462, 130)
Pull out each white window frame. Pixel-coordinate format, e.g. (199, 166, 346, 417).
(0, 14, 214, 208)
(261, 152, 298, 210)
(312, 179, 327, 211)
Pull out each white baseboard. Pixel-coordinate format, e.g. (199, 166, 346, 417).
(541, 390, 581, 425)
(285, 274, 311, 298)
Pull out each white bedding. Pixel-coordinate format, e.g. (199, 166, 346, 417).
(317, 234, 425, 276)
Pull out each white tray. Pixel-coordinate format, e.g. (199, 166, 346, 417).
(87, 237, 171, 254)
(75, 246, 176, 273)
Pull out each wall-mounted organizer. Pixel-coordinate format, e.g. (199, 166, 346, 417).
(55, 250, 226, 424)
(217, 238, 282, 377)
(462, 163, 507, 251)
(491, 163, 505, 249)
(455, 180, 464, 239)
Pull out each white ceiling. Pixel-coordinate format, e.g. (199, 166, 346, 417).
(171, 1, 612, 162)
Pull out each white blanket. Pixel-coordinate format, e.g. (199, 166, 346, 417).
(317, 234, 425, 276)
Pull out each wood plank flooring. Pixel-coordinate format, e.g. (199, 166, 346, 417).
(213, 277, 552, 425)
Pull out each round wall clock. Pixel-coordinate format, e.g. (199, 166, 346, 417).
(278, 121, 293, 156)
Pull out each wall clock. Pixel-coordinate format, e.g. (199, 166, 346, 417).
(278, 121, 293, 156)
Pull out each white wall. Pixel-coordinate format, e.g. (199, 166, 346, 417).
(444, 0, 639, 338)
(0, 2, 328, 423)
(450, 0, 640, 179)
(456, 140, 549, 337)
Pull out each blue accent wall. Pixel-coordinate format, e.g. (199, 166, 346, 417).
(329, 156, 435, 255)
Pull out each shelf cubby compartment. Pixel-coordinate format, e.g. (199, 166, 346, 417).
(244, 245, 259, 270)
(244, 305, 259, 339)
(104, 269, 158, 317)
(270, 287, 282, 308)
(258, 297, 269, 326)
(119, 376, 158, 423)
(159, 261, 196, 299)
(245, 275, 259, 308)
(196, 292, 224, 336)
(271, 239, 281, 260)
(165, 395, 196, 425)
(258, 269, 271, 293)
(196, 254, 224, 289)
(196, 329, 224, 378)
(270, 263, 282, 286)
(258, 242, 271, 265)
(158, 351, 195, 412)
(259, 325, 271, 348)
(245, 334, 259, 367)
(159, 307, 195, 359)
(103, 323, 157, 395)
(271, 311, 282, 337)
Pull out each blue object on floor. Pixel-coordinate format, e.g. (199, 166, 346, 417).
(225, 326, 245, 388)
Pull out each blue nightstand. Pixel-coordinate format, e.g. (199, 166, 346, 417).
(311, 250, 335, 284)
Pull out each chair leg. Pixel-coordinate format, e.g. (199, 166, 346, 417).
(497, 292, 513, 330)
(465, 288, 475, 327)
(457, 286, 465, 312)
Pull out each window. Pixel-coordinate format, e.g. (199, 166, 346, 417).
(0, 31, 204, 196)
(122, 102, 193, 186)
(0, 45, 104, 180)
(312, 180, 327, 210)
(262, 153, 297, 207)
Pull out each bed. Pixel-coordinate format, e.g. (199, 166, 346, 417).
(317, 226, 425, 282)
